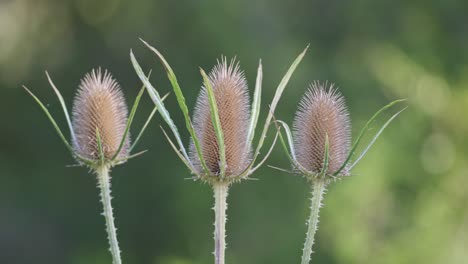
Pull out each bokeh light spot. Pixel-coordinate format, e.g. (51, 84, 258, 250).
(420, 132, 455, 174)
(415, 76, 450, 117)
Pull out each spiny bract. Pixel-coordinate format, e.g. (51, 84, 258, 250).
(293, 82, 351, 175)
(72, 68, 130, 162)
(190, 58, 251, 177)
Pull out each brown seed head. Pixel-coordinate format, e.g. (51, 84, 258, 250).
(293, 82, 351, 175)
(190, 58, 251, 177)
(71, 68, 130, 162)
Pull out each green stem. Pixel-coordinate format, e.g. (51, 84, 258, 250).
(213, 183, 229, 264)
(97, 165, 122, 264)
(301, 178, 327, 264)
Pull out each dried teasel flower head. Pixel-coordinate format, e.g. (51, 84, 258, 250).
(293, 82, 351, 176)
(190, 57, 251, 177)
(72, 68, 130, 163)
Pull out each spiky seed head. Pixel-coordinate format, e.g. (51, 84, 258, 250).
(71, 68, 130, 162)
(190, 58, 251, 177)
(293, 82, 351, 175)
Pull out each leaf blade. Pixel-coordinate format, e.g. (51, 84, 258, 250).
(333, 99, 406, 176)
(320, 134, 329, 177)
(111, 79, 148, 161)
(130, 50, 192, 165)
(45, 71, 76, 144)
(96, 127, 105, 165)
(129, 92, 169, 153)
(348, 107, 407, 170)
(134, 43, 210, 175)
(250, 130, 279, 173)
(160, 126, 195, 173)
(246, 60, 262, 148)
(275, 120, 309, 173)
(252, 45, 309, 163)
(200, 68, 226, 177)
(24, 86, 74, 154)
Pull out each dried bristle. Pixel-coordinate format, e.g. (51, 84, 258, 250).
(293, 82, 351, 174)
(190, 57, 251, 177)
(72, 68, 130, 161)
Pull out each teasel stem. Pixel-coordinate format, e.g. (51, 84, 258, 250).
(301, 178, 327, 264)
(96, 165, 122, 264)
(213, 182, 229, 264)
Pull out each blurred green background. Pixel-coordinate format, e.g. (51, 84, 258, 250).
(1, 0, 468, 263)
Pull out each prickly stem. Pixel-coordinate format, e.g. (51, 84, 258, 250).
(97, 165, 122, 264)
(213, 183, 229, 264)
(301, 178, 327, 264)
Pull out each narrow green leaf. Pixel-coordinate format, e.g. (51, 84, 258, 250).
(276, 120, 297, 160)
(275, 120, 309, 173)
(277, 129, 296, 166)
(160, 126, 196, 173)
(25, 82, 96, 166)
(139, 38, 179, 91)
(333, 99, 406, 176)
(130, 50, 191, 163)
(250, 130, 279, 173)
(320, 134, 329, 177)
(200, 68, 226, 177)
(111, 78, 149, 161)
(139, 39, 192, 135)
(45, 71, 76, 144)
(127, 149, 148, 159)
(237, 131, 277, 179)
(252, 45, 309, 163)
(74, 154, 96, 166)
(131, 48, 209, 175)
(96, 127, 105, 164)
(129, 105, 156, 152)
(115, 150, 148, 163)
(65, 163, 82, 168)
(140, 40, 210, 175)
(267, 165, 293, 174)
(24, 86, 74, 153)
(246, 60, 262, 148)
(129, 92, 169, 153)
(349, 107, 407, 170)
(239, 117, 296, 179)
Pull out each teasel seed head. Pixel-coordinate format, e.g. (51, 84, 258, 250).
(293, 82, 351, 176)
(71, 68, 130, 163)
(190, 58, 251, 177)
